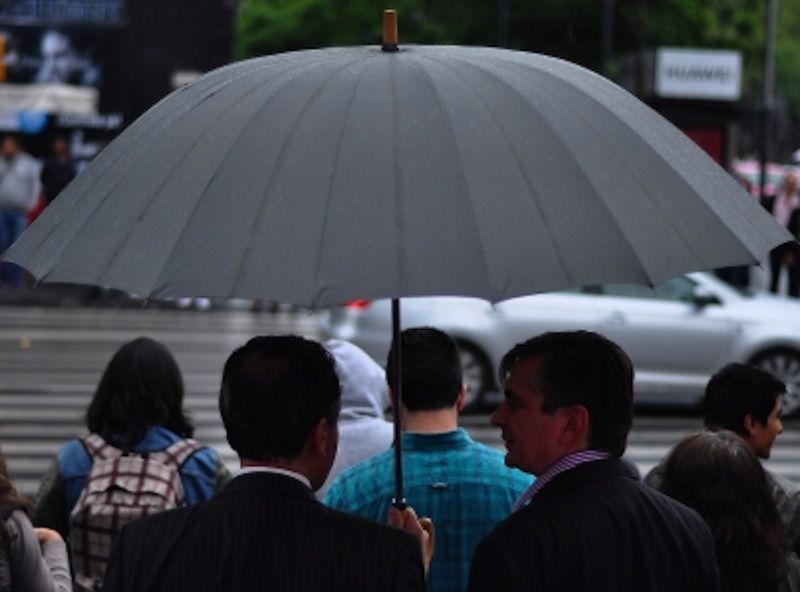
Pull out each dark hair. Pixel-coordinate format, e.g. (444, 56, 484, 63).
(499, 331, 633, 456)
(386, 327, 462, 412)
(660, 431, 788, 592)
(704, 363, 785, 435)
(219, 335, 341, 461)
(86, 337, 193, 446)
(0, 448, 31, 512)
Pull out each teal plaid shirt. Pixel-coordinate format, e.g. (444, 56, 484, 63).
(324, 429, 533, 592)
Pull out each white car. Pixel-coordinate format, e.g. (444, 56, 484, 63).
(319, 272, 800, 414)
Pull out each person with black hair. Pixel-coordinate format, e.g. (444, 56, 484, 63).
(102, 335, 430, 592)
(762, 172, 800, 297)
(325, 327, 530, 592)
(0, 134, 40, 289)
(644, 363, 800, 551)
(39, 136, 76, 207)
(0, 448, 71, 591)
(469, 331, 719, 592)
(659, 431, 800, 592)
(32, 337, 228, 588)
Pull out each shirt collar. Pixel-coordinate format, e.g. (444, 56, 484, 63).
(400, 428, 472, 451)
(512, 449, 610, 512)
(234, 466, 311, 489)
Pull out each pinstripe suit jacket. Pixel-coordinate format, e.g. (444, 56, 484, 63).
(469, 458, 719, 592)
(102, 473, 426, 592)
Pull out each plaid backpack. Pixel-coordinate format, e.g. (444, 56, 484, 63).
(69, 434, 201, 591)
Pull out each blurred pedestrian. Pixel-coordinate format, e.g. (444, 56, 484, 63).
(316, 339, 394, 499)
(716, 175, 753, 288)
(326, 327, 531, 592)
(762, 173, 800, 297)
(659, 431, 800, 592)
(32, 337, 229, 591)
(40, 136, 76, 207)
(469, 331, 719, 591)
(645, 363, 800, 552)
(0, 135, 41, 288)
(1, 448, 71, 591)
(102, 335, 430, 592)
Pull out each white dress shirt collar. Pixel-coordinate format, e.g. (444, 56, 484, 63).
(234, 465, 311, 489)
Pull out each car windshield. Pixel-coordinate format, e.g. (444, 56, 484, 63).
(602, 276, 697, 302)
(580, 272, 752, 302)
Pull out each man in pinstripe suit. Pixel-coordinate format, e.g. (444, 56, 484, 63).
(102, 335, 427, 592)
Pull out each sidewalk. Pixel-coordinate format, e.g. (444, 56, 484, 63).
(0, 283, 304, 312)
(0, 283, 147, 308)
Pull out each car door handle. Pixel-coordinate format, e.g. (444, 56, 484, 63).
(605, 311, 626, 325)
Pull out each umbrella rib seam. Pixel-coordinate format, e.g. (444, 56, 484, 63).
(30, 58, 301, 292)
(468, 53, 736, 280)
(418, 51, 584, 292)
(406, 53, 497, 299)
(442, 53, 665, 283)
(308, 55, 375, 307)
(229, 54, 374, 302)
(147, 55, 344, 298)
(44, 59, 279, 288)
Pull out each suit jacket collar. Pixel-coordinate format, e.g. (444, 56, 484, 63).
(219, 472, 318, 503)
(536, 457, 638, 498)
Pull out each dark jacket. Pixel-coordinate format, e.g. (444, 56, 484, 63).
(102, 472, 425, 592)
(469, 458, 719, 592)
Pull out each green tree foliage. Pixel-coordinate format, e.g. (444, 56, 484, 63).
(236, 0, 336, 57)
(236, 0, 800, 148)
(236, 0, 502, 58)
(616, 1, 764, 100)
(775, 0, 800, 135)
(236, 1, 763, 79)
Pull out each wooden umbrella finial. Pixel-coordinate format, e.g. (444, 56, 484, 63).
(382, 9, 398, 52)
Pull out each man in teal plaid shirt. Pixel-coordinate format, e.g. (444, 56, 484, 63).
(324, 327, 532, 592)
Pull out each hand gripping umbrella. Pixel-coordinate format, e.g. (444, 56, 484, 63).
(5, 11, 791, 507)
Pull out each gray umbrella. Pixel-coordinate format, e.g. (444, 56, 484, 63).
(4, 42, 791, 505)
(6, 45, 789, 304)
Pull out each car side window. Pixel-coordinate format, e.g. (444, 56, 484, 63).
(602, 277, 697, 303)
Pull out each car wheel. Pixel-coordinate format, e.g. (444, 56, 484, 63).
(751, 348, 800, 417)
(457, 341, 493, 411)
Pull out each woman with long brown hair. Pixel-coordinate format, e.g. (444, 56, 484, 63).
(659, 430, 800, 592)
(32, 336, 228, 591)
(0, 448, 71, 591)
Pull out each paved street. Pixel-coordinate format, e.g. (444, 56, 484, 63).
(2, 302, 800, 499)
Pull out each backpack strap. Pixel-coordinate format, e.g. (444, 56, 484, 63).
(82, 434, 202, 468)
(153, 439, 203, 469)
(80, 434, 123, 461)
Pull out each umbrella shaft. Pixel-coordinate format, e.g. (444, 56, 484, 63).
(392, 298, 406, 509)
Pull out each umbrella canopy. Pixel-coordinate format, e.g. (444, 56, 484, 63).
(5, 45, 790, 306)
